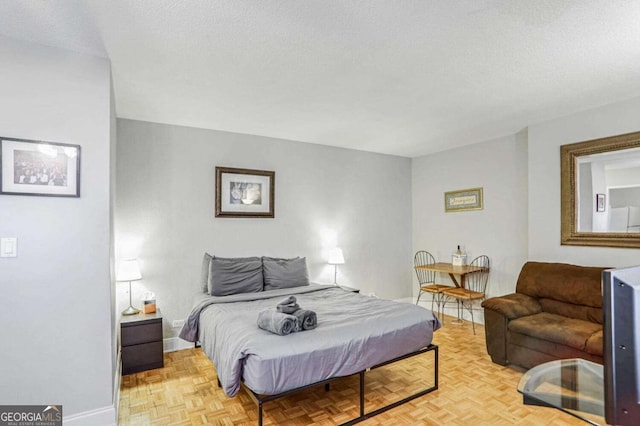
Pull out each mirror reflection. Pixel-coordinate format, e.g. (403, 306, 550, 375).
(576, 147, 640, 233)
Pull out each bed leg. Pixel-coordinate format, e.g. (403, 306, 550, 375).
(435, 345, 439, 389)
(258, 401, 263, 426)
(359, 370, 365, 417)
(325, 383, 330, 392)
(217, 378, 221, 388)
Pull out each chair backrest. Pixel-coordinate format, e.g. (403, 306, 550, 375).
(466, 255, 490, 294)
(414, 250, 436, 285)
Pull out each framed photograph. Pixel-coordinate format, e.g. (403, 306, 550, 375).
(215, 166, 275, 218)
(1, 137, 80, 197)
(445, 187, 483, 212)
(596, 193, 606, 212)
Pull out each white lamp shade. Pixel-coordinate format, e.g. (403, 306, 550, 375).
(117, 259, 142, 282)
(327, 248, 345, 265)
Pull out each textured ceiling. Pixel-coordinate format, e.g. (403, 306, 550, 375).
(1, 1, 640, 157)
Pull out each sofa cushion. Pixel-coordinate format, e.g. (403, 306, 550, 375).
(585, 330, 603, 356)
(482, 293, 542, 319)
(507, 336, 603, 369)
(509, 312, 602, 351)
(515, 262, 607, 308)
(539, 298, 603, 324)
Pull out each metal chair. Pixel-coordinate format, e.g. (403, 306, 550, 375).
(441, 255, 490, 334)
(414, 250, 451, 319)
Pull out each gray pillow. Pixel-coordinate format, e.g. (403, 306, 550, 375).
(200, 252, 213, 293)
(262, 256, 300, 262)
(203, 255, 261, 294)
(263, 257, 310, 291)
(209, 257, 263, 296)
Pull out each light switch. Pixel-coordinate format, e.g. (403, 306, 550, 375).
(1, 237, 17, 257)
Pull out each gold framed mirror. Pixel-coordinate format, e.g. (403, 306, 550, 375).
(561, 131, 640, 248)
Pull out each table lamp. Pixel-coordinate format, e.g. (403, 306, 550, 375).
(117, 259, 142, 315)
(328, 248, 345, 285)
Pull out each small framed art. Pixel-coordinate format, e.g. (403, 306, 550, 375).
(596, 193, 606, 212)
(1, 137, 81, 197)
(215, 166, 275, 218)
(444, 187, 483, 212)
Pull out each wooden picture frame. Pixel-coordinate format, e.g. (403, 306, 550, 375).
(215, 166, 275, 218)
(0, 137, 81, 197)
(444, 187, 483, 212)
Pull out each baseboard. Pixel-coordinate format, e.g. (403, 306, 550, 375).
(163, 336, 194, 352)
(64, 405, 116, 426)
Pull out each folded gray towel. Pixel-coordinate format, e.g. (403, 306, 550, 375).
(277, 295, 300, 314)
(257, 310, 298, 335)
(293, 309, 317, 331)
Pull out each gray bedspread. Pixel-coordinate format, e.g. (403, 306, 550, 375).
(180, 285, 441, 397)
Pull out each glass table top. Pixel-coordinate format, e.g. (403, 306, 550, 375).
(517, 358, 605, 425)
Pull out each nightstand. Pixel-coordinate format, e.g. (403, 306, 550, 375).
(338, 285, 360, 293)
(120, 309, 164, 375)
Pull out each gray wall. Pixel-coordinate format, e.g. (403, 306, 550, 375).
(412, 133, 529, 320)
(115, 119, 413, 338)
(607, 166, 640, 189)
(3, 31, 639, 426)
(578, 163, 593, 231)
(109, 76, 119, 401)
(412, 95, 640, 317)
(0, 36, 115, 421)
(528, 95, 640, 266)
(610, 187, 640, 208)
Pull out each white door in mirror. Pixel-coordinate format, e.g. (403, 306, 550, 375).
(0, 237, 17, 257)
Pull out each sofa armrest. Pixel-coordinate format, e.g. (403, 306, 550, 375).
(481, 293, 542, 366)
(481, 293, 542, 320)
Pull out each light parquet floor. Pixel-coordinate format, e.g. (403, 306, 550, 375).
(119, 315, 586, 425)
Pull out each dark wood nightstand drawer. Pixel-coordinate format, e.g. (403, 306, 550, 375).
(121, 321, 162, 346)
(122, 341, 164, 374)
(120, 309, 163, 375)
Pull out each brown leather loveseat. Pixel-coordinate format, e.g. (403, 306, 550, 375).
(481, 261, 607, 369)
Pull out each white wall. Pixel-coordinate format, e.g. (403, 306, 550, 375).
(578, 163, 593, 231)
(591, 162, 607, 232)
(109, 77, 119, 410)
(528, 96, 640, 266)
(607, 166, 640, 189)
(412, 133, 529, 320)
(610, 186, 640, 208)
(0, 36, 115, 423)
(412, 95, 640, 322)
(115, 119, 413, 338)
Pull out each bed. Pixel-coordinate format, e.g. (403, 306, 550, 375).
(180, 254, 441, 425)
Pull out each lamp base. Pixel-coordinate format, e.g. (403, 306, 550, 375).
(122, 306, 140, 316)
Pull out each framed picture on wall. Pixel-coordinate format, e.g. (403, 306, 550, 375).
(0, 137, 81, 197)
(215, 166, 275, 218)
(444, 187, 483, 212)
(596, 193, 606, 212)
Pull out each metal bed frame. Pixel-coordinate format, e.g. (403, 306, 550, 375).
(233, 344, 439, 426)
